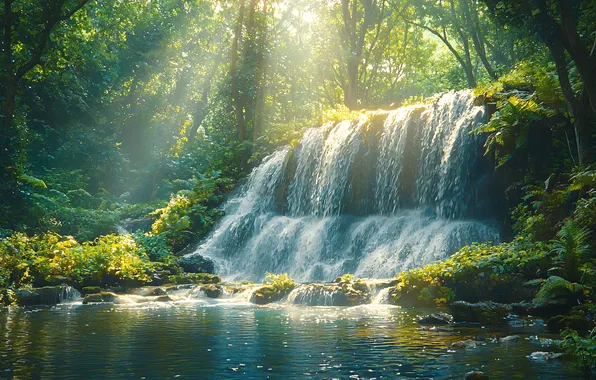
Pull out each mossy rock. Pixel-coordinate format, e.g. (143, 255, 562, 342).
(15, 286, 75, 306)
(177, 255, 215, 274)
(449, 301, 511, 325)
(200, 284, 223, 298)
(166, 273, 221, 285)
(82, 292, 118, 304)
(82, 286, 102, 296)
(250, 285, 291, 305)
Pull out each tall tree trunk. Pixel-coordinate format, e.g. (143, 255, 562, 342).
(557, 0, 596, 120)
(345, 60, 359, 109)
(230, 0, 247, 141)
(549, 42, 585, 166)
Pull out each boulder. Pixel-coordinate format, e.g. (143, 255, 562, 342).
(465, 370, 489, 380)
(82, 286, 102, 296)
(82, 292, 119, 304)
(250, 285, 290, 305)
(418, 313, 453, 325)
(450, 340, 477, 349)
(178, 255, 215, 274)
(499, 335, 520, 343)
(200, 284, 223, 298)
(450, 301, 511, 325)
(15, 286, 77, 306)
(155, 295, 172, 302)
(15, 289, 40, 306)
(528, 351, 564, 361)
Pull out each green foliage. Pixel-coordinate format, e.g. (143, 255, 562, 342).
(574, 191, 596, 234)
(0, 232, 154, 303)
(151, 175, 232, 251)
(511, 184, 573, 241)
(265, 273, 296, 293)
(570, 167, 596, 192)
(560, 328, 596, 378)
(474, 93, 556, 167)
(533, 276, 584, 304)
(392, 236, 550, 305)
(477, 60, 562, 105)
(551, 220, 592, 283)
(133, 233, 173, 263)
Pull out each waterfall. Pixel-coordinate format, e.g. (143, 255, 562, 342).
(371, 287, 392, 305)
(188, 90, 500, 282)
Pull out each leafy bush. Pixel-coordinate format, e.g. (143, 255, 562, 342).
(391, 237, 550, 305)
(265, 273, 296, 293)
(551, 220, 591, 283)
(0, 232, 154, 303)
(512, 185, 571, 241)
(151, 175, 232, 251)
(560, 328, 596, 378)
(533, 276, 584, 305)
(473, 94, 556, 168)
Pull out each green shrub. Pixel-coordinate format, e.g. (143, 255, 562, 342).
(0, 232, 154, 303)
(391, 237, 550, 305)
(265, 273, 296, 293)
(151, 176, 232, 251)
(533, 276, 584, 305)
(551, 220, 591, 283)
(560, 328, 596, 378)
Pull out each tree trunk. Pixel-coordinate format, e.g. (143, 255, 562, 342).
(549, 42, 585, 166)
(345, 60, 359, 109)
(557, 0, 596, 120)
(230, 0, 247, 141)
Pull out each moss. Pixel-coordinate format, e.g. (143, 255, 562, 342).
(251, 285, 290, 305)
(166, 273, 221, 285)
(81, 286, 102, 295)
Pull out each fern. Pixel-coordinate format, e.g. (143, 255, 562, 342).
(551, 220, 591, 283)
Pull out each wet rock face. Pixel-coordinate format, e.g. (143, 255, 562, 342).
(417, 313, 453, 325)
(449, 301, 511, 325)
(15, 286, 78, 306)
(83, 292, 119, 304)
(250, 285, 291, 305)
(178, 255, 215, 274)
(200, 284, 223, 298)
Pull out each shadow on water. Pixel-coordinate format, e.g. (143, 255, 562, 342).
(0, 302, 581, 379)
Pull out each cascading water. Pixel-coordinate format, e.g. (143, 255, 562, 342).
(187, 90, 500, 282)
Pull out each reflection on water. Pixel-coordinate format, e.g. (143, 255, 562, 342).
(0, 302, 580, 379)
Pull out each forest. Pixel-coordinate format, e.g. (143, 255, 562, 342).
(1, 0, 596, 378)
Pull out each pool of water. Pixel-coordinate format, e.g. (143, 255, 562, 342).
(0, 299, 580, 379)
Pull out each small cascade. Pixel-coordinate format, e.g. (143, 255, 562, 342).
(286, 284, 347, 306)
(371, 287, 392, 305)
(60, 286, 82, 302)
(187, 90, 500, 282)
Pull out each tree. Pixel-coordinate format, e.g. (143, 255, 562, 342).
(483, 0, 596, 165)
(0, 0, 90, 221)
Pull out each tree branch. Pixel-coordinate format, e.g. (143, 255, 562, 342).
(15, 0, 90, 80)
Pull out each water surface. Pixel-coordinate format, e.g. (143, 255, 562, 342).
(0, 301, 579, 379)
